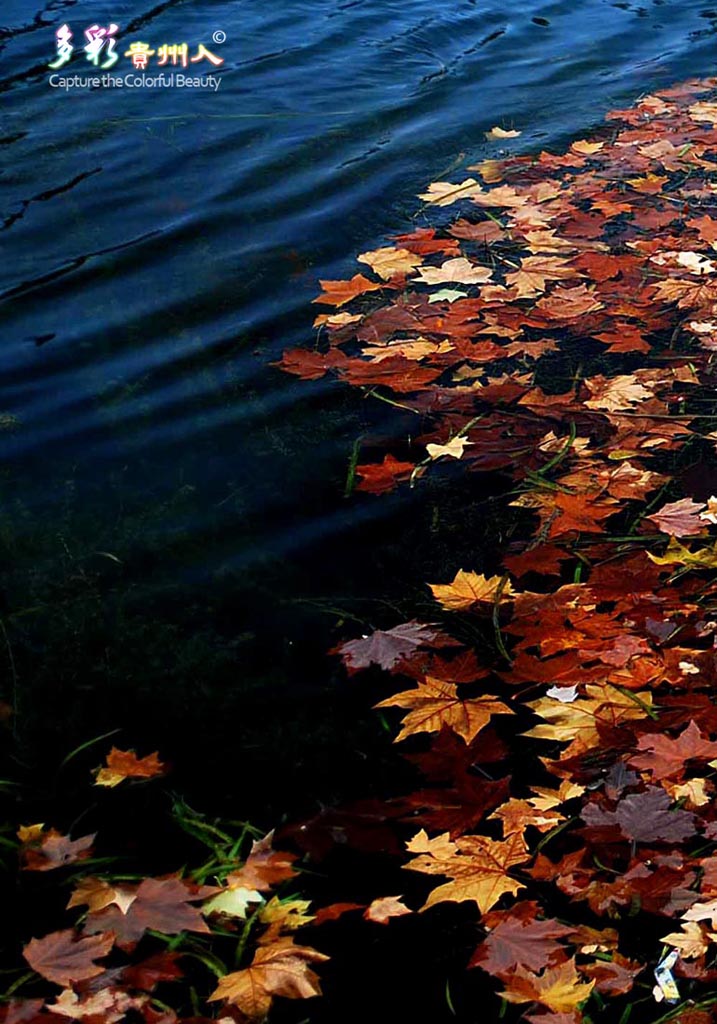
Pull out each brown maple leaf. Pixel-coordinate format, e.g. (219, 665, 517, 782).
(534, 284, 604, 320)
(19, 828, 95, 872)
(581, 786, 696, 843)
(335, 621, 445, 674)
(470, 913, 573, 976)
(84, 876, 213, 949)
(629, 720, 717, 781)
(581, 954, 643, 995)
(23, 929, 113, 987)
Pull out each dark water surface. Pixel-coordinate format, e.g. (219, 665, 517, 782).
(2, 0, 717, 816)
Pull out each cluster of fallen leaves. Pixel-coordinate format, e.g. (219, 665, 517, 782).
(278, 77, 717, 1021)
(2, 748, 345, 1024)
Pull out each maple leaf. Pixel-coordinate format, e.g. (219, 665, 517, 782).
(429, 570, 516, 610)
(547, 492, 619, 538)
(486, 126, 521, 139)
(700, 496, 717, 524)
(335, 621, 445, 674)
(450, 218, 506, 242)
(418, 178, 486, 206)
(689, 214, 717, 243)
(467, 158, 505, 182)
(84, 876, 213, 949)
(398, 775, 510, 837)
(534, 284, 604, 319)
(662, 921, 715, 959)
(629, 720, 717, 781)
(683, 900, 717, 929)
(426, 436, 473, 460)
(203, 886, 264, 919)
(19, 828, 94, 872)
(121, 951, 183, 990)
(470, 914, 573, 975)
(312, 902, 364, 924)
(625, 172, 668, 193)
(405, 831, 528, 913)
(258, 897, 315, 943)
(572, 139, 604, 154)
(581, 955, 643, 996)
(593, 324, 651, 354)
(312, 274, 382, 307)
(500, 959, 595, 1013)
(94, 747, 165, 788)
(490, 798, 564, 837)
(226, 832, 298, 892)
(647, 499, 707, 537)
(505, 256, 577, 299)
(355, 454, 418, 495)
(428, 287, 468, 303)
(273, 346, 349, 380)
(356, 246, 423, 280)
(363, 896, 412, 924)
(415, 257, 492, 286)
(208, 938, 328, 1019)
(581, 786, 696, 843)
(584, 374, 654, 411)
(648, 536, 717, 570)
(67, 877, 137, 915)
(376, 679, 513, 743)
(525, 683, 652, 754)
(47, 988, 144, 1022)
(23, 930, 113, 987)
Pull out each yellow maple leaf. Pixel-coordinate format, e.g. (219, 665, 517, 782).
(417, 178, 485, 206)
(571, 139, 604, 154)
(501, 959, 594, 1013)
(525, 683, 652, 756)
(648, 535, 717, 569)
(356, 246, 423, 281)
(429, 570, 516, 610)
(485, 126, 521, 139)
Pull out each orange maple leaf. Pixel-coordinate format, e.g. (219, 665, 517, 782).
(208, 938, 328, 1019)
(94, 748, 165, 788)
(405, 831, 528, 913)
(312, 274, 383, 307)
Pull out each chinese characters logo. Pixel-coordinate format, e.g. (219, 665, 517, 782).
(48, 24, 224, 70)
